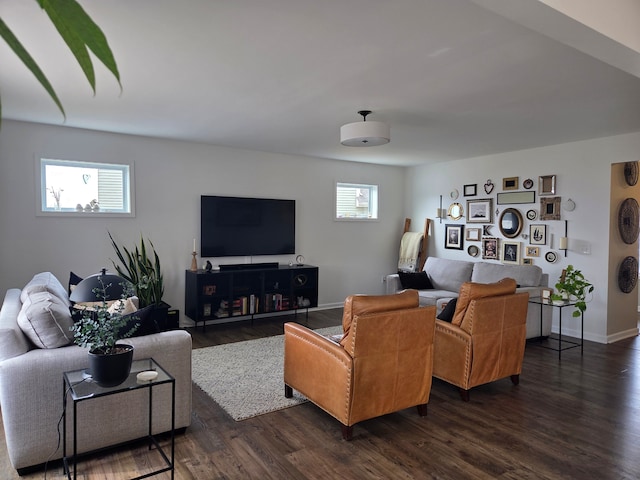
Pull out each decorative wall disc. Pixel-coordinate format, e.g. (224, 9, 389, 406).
(467, 245, 479, 257)
(624, 161, 639, 186)
(618, 256, 638, 293)
(618, 198, 639, 244)
(545, 251, 558, 263)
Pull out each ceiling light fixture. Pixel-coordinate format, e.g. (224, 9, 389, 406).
(340, 110, 390, 147)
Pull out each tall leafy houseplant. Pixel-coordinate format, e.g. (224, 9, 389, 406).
(109, 232, 164, 308)
(550, 265, 594, 317)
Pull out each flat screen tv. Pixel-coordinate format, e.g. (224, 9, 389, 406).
(201, 195, 295, 257)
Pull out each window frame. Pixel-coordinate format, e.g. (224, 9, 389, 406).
(36, 157, 135, 217)
(334, 181, 379, 221)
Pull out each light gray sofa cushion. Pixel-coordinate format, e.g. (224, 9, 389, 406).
(0, 290, 31, 362)
(17, 291, 74, 349)
(19, 272, 70, 307)
(423, 257, 474, 292)
(472, 262, 542, 287)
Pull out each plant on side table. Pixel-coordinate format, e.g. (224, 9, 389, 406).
(550, 265, 594, 317)
(71, 278, 139, 387)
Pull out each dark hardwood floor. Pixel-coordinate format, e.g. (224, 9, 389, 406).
(3, 309, 640, 479)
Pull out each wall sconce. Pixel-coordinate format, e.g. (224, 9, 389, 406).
(559, 220, 568, 257)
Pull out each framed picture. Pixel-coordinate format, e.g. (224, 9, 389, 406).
(529, 224, 547, 245)
(445, 224, 464, 250)
(539, 175, 556, 196)
(482, 237, 499, 260)
(525, 246, 540, 257)
(465, 227, 481, 241)
(463, 184, 477, 196)
(540, 197, 561, 220)
(503, 177, 519, 190)
(501, 241, 521, 265)
(541, 287, 553, 300)
(522, 258, 532, 265)
(467, 199, 493, 223)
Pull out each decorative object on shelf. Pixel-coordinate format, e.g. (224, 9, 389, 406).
(463, 184, 477, 196)
(540, 196, 561, 220)
(497, 191, 536, 205)
(70, 272, 138, 387)
(618, 197, 639, 244)
(550, 265, 594, 317)
(484, 179, 494, 194)
(529, 224, 547, 245)
(498, 208, 523, 238)
(340, 110, 390, 146)
(545, 251, 558, 263)
(294, 273, 308, 286)
(205, 260, 213, 273)
(523, 178, 534, 189)
(538, 175, 557, 196)
(296, 254, 305, 265)
(502, 177, 518, 190)
(525, 246, 540, 257)
(526, 209, 537, 220)
(466, 198, 493, 223)
(624, 161, 639, 186)
(450, 189, 459, 200)
(467, 245, 479, 257)
(563, 198, 576, 211)
(482, 237, 499, 260)
(501, 241, 521, 265)
(618, 256, 638, 293)
(465, 227, 481, 241)
(447, 202, 464, 220)
(444, 224, 464, 250)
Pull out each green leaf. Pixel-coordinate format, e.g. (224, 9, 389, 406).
(0, 17, 65, 116)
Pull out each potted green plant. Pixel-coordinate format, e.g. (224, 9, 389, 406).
(71, 279, 139, 387)
(550, 265, 594, 317)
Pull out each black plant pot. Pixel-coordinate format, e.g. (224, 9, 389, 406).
(88, 344, 134, 387)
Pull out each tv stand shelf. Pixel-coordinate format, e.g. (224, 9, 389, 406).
(185, 264, 318, 330)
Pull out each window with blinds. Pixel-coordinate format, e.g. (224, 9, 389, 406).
(38, 158, 133, 216)
(335, 182, 378, 220)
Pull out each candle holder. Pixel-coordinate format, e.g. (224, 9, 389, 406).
(190, 251, 198, 272)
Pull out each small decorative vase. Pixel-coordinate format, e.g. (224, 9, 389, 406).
(88, 344, 134, 387)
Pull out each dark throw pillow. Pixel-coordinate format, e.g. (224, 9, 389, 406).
(119, 304, 158, 338)
(68, 271, 84, 297)
(398, 271, 434, 290)
(437, 298, 458, 323)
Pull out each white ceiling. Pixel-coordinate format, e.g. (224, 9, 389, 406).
(1, 0, 640, 166)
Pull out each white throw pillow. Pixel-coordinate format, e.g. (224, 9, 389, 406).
(107, 297, 138, 316)
(17, 291, 74, 349)
(20, 272, 70, 307)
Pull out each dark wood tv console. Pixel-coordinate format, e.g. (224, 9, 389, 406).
(184, 264, 318, 330)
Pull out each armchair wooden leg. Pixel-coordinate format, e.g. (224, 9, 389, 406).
(416, 403, 428, 417)
(458, 388, 470, 402)
(341, 424, 353, 441)
(284, 384, 293, 398)
(510, 374, 520, 385)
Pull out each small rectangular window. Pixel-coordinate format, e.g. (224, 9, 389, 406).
(335, 182, 378, 220)
(38, 158, 134, 216)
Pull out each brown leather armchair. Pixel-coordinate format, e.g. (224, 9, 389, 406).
(284, 290, 436, 440)
(433, 278, 529, 401)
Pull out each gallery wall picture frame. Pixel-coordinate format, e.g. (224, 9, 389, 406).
(501, 241, 521, 265)
(467, 198, 493, 223)
(522, 258, 533, 265)
(526, 209, 537, 220)
(540, 196, 561, 220)
(463, 184, 477, 196)
(496, 191, 536, 205)
(539, 175, 556, 196)
(444, 224, 464, 250)
(503, 177, 519, 190)
(529, 224, 547, 245)
(525, 246, 540, 257)
(465, 227, 481, 241)
(482, 237, 499, 260)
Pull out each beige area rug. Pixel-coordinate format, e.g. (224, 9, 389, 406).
(192, 325, 342, 421)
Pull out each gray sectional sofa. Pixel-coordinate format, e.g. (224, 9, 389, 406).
(386, 257, 552, 339)
(0, 272, 193, 473)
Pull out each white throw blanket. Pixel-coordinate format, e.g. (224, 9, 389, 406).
(398, 231, 423, 272)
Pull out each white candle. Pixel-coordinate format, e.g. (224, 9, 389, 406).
(559, 237, 568, 250)
(193, 238, 196, 252)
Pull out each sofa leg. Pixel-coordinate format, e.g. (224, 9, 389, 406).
(416, 403, 428, 417)
(458, 388, 470, 402)
(284, 384, 293, 398)
(341, 424, 353, 441)
(510, 374, 520, 385)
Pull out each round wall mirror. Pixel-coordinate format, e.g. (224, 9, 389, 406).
(499, 208, 523, 238)
(448, 203, 464, 220)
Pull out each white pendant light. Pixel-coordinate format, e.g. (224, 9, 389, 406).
(340, 110, 390, 147)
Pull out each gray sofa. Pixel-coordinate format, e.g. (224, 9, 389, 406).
(0, 273, 193, 473)
(386, 257, 552, 339)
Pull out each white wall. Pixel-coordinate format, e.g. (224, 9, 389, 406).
(0, 120, 407, 326)
(405, 131, 640, 343)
